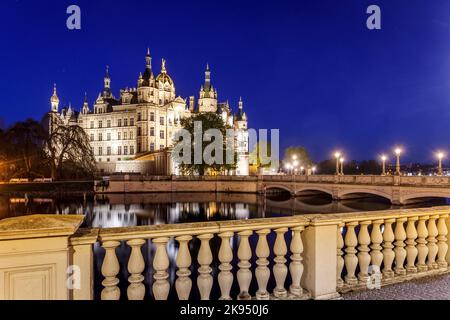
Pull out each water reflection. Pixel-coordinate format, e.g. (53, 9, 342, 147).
(1, 192, 448, 226)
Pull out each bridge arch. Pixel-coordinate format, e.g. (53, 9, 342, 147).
(264, 184, 293, 194)
(400, 191, 450, 204)
(294, 187, 333, 197)
(338, 189, 392, 202)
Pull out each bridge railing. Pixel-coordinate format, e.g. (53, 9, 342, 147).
(1, 207, 450, 300)
(335, 207, 450, 292)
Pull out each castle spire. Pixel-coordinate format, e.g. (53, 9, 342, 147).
(146, 48, 152, 69)
(104, 65, 111, 89)
(50, 83, 59, 112)
(239, 96, 243, 109)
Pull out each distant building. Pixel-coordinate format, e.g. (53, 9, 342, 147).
(48, 49, 249, 175)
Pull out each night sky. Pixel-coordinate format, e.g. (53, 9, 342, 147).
(1, 0, 450, 163)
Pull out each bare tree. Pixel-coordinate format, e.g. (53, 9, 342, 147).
(45, 124, 96, 180)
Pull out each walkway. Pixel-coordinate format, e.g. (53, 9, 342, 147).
(343, 274, 450, 300)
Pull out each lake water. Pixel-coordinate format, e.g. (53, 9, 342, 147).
(1, 192, 447, 300)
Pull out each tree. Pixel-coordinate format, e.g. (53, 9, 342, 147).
(174, 112, 236, 176)
(45, 124, 96, 180)
(283, 146, 313, 168)
(3, 119, 47, 179)
(249, 141, 277, 169)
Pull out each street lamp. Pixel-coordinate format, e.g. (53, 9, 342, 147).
(293, 160, 299, 175)
(381, 155, 387, 176)
(437, 152, 445, 176)
(340, 158, 345, 175)
(312, 166, 317, 175)
(394, 148, 402, 176)
(284, 163, 291, 175)
(334, 152, 341, 175)
(300, 166, 305, 175)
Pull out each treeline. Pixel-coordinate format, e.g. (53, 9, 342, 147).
(0, 117, 96, 181)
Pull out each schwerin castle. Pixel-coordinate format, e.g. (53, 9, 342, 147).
(48, 49, 250, 176)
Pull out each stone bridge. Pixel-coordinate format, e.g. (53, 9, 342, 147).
(261, 175, 450, 205)
(98, 174, 450, 205)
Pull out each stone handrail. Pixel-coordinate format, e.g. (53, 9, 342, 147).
(96, 216, 311, 300)
(333, 206, 450, 292)
(1, 207, 450, 300)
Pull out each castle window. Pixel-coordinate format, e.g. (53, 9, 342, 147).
(137, 113, 141, 121)
(160, 130, 165, 139)
(118, 119, 122, 127)
(98, 147, 103, 156)
(90, 134, 94, 142)
(107, 133, 111, 141)
(160, 117, 165, 126)
(107, 120, 111, 128)
(130, 131, 134, 140)
(124, 119, 128, 127)
(99, 121, 103, 128)
(137, 127, 141, 136)
(130, 146, 135, 155)
(150, 143, 155, 151)
(118, 132, 121, 140)
(124, 132, 128, 140)
(90, 121, 94, 129)
(107, 147, 111, 156)
(150, 127, 155, 137)
(118, 146, 122, 155)
(160, 145, 165, 150)
(98, 133, 103, 141)
(124, 146, 128, 155)
(130, 118, 134, 126)
(150, 112, 155, 122)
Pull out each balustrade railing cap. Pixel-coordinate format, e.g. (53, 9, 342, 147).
(0, 214, 85, 241)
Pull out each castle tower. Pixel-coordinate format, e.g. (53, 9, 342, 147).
(198, 64, 218, 112)
(50, 84, 59, 112)
(234, 97, 249, 176)
(82, 92, 89, 114)
(102, 66, 112, 98)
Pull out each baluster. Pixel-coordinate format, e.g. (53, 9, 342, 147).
(427, 215, 439, 269)
(273, 228, 288, 298)
(175, 235, 192, 300)
(197, 234, 214, 300)
(237, 230, 253, 300)
(101, 241, 121, 300)
(152, 237, 170, 300)
(127, 239, 146, 300)
(290, 226, 305, 297)
(255, 229, 271, 300)
(416, 216, 429, 272)
(218, 232, 234, 300)
(405, 217, 418, 274)
(357, 221, 372, 282)
(437, 214, 449, 270)
(394, 218, 407, 276)
(344, 222, 358, 285)
(336, 224, 345, 289)
(382, 219, 395, 279)
(370, 220, 384, 275)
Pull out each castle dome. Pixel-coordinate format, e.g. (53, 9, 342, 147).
(156, 59, 174, 86)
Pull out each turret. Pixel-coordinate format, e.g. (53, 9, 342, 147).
(50, 84, 59, 112)
(103, 66, 112, 98)
(198, 64, 218, 112)
(82, 92, 89, 114)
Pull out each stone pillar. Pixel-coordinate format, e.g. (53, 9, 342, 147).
(0, 215, 85, 300)
(69, 228, 99, 300)
(302, 219, 341, 300)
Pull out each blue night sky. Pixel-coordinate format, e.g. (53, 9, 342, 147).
(1, 0, 450, 163)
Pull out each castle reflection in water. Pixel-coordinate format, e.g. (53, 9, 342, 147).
(2, 191, 439, 227)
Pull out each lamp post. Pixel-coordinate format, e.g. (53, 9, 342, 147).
(437, 152, 444, 176)
(394, 148, 402, 176)
(340, 158, 344, 176)
(300, 166, 305, 175)
(293, 160, 299, 175)
(312, 166, 317, 175)
(334, 152, 341, 175)
(381, 155, 387, 176)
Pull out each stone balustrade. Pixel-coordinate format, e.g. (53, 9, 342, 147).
(335, 208, 450, 292)
(1, 207, 450, 300)
(96, 216, 311, 301)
